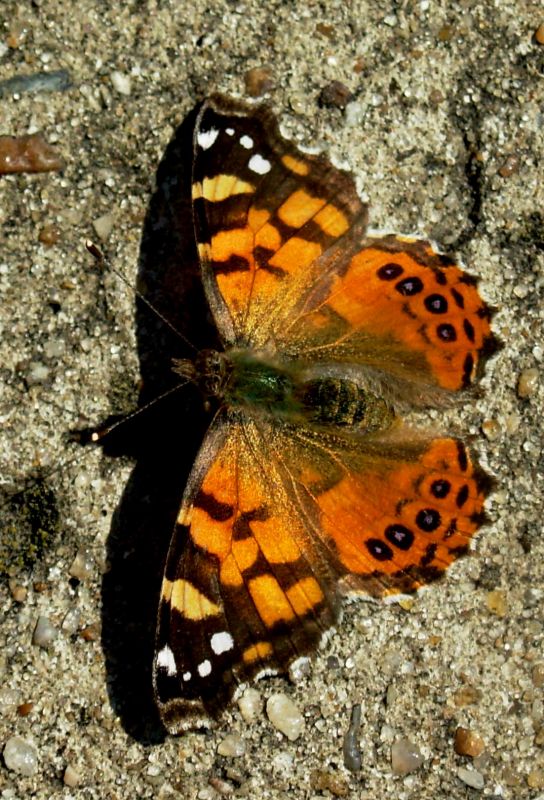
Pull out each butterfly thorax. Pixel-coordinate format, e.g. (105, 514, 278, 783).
(175, 349, 394, 432)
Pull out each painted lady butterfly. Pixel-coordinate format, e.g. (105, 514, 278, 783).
(152, 95, 496, 733)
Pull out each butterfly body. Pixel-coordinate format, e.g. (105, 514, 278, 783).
(152, 96, 496, 733)
(178, 347, 395, 432)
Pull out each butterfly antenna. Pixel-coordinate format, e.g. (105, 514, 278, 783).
(85, 240, 198, 354)
(84, 377, 195, 445)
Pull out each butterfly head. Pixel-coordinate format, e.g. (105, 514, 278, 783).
(172, 349, 232, 399)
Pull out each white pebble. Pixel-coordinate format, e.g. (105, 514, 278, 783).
(92, 212, 115, 241)
(266, 693, 304, 741)
(27, 361, 50, 384)
(69, 548, 94, 581)
(3, 736, 38, 776)
(457, 766, 485, 790)
(0, 688, 20, 715)
(237, 687, 263, 723)
(32, 615, 58, 648)
(43, 338, 64, 358)
(63, 764, 82, 787)
(517, 367, 539, 398)
(110, 70, 132, 96)
(391, 738, 424, 775)
(217, 733, 245, 757)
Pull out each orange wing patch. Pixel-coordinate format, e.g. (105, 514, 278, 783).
(282, 235, 496, 393)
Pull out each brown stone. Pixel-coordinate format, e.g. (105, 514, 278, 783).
(319, 81, 352, 109)
(454, 727, 485, 757)
(244, 67, 275, 98)
(0, 134, 64, 174)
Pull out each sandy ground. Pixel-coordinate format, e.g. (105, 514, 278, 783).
(1, 1, 543, 798)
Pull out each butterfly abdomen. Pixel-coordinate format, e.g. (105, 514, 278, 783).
(297, 377, 394, 431)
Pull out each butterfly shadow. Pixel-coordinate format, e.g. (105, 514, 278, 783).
(98, 102, 220, 744)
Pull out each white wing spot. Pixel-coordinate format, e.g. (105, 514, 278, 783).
(226, 127, 235, 136)
(210, 631, 234, 655)
(248, 154, 271, 175)
(197, 659, 212, 678)
(156, 645, 177, 677)
(182, 671, 192, 682)
(240, 134, 254, 149)
(197, 128, 219, 150)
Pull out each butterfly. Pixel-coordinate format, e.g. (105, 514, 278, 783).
(152, 95, 497, 733)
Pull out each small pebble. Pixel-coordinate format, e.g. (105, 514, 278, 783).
(92, 212, 115, 241)
(319, 81, 352, 109)
(266, 693, 304, 741)
(217, 733, 245, 758)
(3, 736, 38, 776)
(429, 88, 444, 105)
(343, 704, 362, 772)
(517, 367, 539, 398)
(17, 702, 33, 718)
(486, 589, 507, 617)
(528, 768, 544, 788)
(69, 548, 94, 581)
(237, 687, 263, 723)
(391, 738, 423, 775)
(110, 70, 132, 96)
(0, 134, 64, 174)
(316, 22, 335, 39)
(43, 338, 64, 359)
(244, 66, 275, 97)
(289, 656, 310, 682)
(38, 224, 61, 246)
(535, 24, 544, 45)
(79, 622, 100, 641)
(9, 581, 27, 603)
(0, 688, 20, 714)
(32, 615, 58, 648)
(208, 776, 234, 795)
(453, 685, 482, 707)
(532, 664, 544, 688)
(344, 101, 364, 126)
(498, 154, 519, 178)
(310, 769, 349, 797)
(505, 413, 520, 435)
(454, 727, 485, 757)
(481, 419, 501, 441)
(27, 361, 50, 384)
(0, 69, 71, 97)
(458, 766, 485, 790)
(63, 764, 82, 787)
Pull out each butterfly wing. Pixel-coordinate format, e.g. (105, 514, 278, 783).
(264, 421, 492, 597)
(153, 413, 340, 732)
(154, 411, 490, 732)
(192, 94, 367, 347)
(278, 232, 497, 395)
(192, 96, 496, 397)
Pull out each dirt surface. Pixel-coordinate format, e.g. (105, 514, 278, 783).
(1, 1, 543, 798)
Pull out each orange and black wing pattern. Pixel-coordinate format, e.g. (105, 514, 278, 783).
(153, 414, 340, 731)
(191, 95, 367, 347)
(280, 233, 497, 395)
